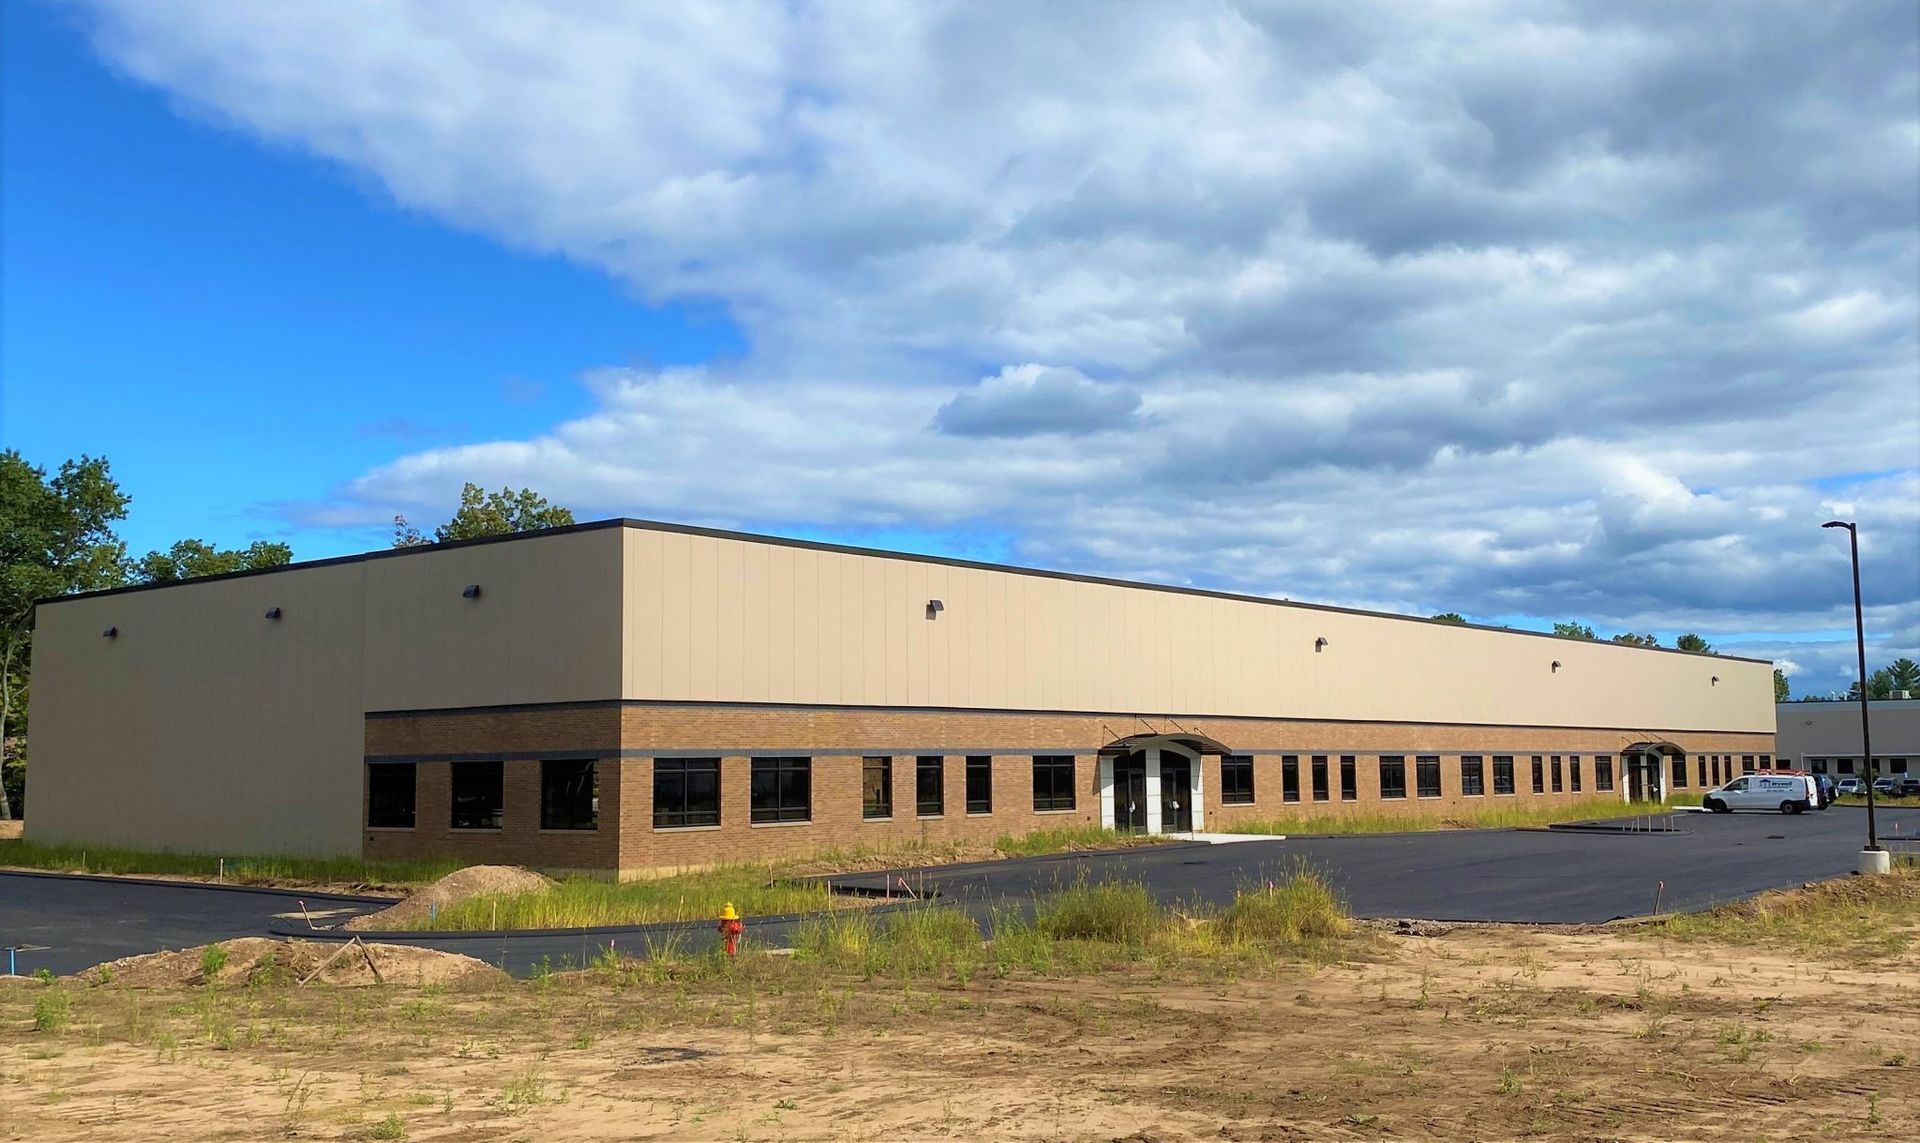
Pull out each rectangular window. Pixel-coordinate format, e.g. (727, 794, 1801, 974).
(750, 756, 811, 823)
(540, 759, 598, 830)
(862, 756, 893, 820)
(1220, 754, 1255, 805)
(1379, 755, 1407, 799)
(1569, 756, 1582, 793)
(1340, 756, 1357, 801)
(1281, 755, 1300, 803)
(1311, 755, 1330, 802)
(1696, 757, 1707, 786)
(1760, 754, 1772, 769)
(1532, 756, 1545, 794)
(1743, 755, 1756, 774)
(1835, 757, 1853, 774)
(965, 756, 993, 814)
(1712, 756, 1722, 785)
(1460, 755, 1485, 797)
(916, 755, 945, 816)
(366, 763, 416, 828)
(1493, 755, 1516, 795)
(450, 760, 504, 830)
(1033, 755, 1077, 811)
(1416, 755, 1441, 798)
(1672, 755, 1689, 787)
(654, 757, 721, 828)
(1550, 755, 1564, 792)
(1595, 755, 1614, 792)
(1894, 758, 1911, 775)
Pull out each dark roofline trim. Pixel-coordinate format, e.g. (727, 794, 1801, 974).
(36, 515, 1773, 665)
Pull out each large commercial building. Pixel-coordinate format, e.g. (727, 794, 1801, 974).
(1776, 699, 1919, 781)
(28, 519, 1776, 874)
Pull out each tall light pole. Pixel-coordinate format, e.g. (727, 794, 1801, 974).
(1821, 519, 1880, 864)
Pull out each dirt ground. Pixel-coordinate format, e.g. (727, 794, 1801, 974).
(3, 918, 1916, 1142)
(343, 866, 553, 931)
(0, 820, 21, 841)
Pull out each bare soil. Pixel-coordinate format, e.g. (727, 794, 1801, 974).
(343, 865, 553, 931)
(83, 938, 510, 990)
(0, 820, 21, 841)
(3, 916, 1915, 1140)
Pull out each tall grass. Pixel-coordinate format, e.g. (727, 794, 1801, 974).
(403, 866, 837, 931)
(1227, 797, 1698, 836)
(0, 839, 463, 889)
(794, 905, 985, 978)
(992, 826, 1166, 857)
(1644, 866, 1919, 957)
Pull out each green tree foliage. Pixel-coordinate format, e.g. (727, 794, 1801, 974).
(1429, 612, 1466, 624)
(1, 451, 132, 819)
(133, 539, 293, 583)
(1890, 658, 1920, 693)
(1610, 632, 1660, 648)
(392, 483, 576, 547)
(1551, 621, 1596, 640)
(1774, 668, 1790, 703)
(1674, 633, 1713, 653)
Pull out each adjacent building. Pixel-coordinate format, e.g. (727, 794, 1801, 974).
(27, 519, 1777, 875)
(1776, 699, 1919, 782)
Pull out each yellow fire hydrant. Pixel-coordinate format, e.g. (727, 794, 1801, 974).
(718, 901, 744, 957)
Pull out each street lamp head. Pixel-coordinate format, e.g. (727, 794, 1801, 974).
(1822, 520, 1852, 530)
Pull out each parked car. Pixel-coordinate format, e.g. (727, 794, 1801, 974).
(1872, 777, 1901, 798)
(1811, 773, 1836, 809)
(1702, 773, 1817, 814)
(1836, 777, 1866, 796)
(1893, 777, 1920, 798)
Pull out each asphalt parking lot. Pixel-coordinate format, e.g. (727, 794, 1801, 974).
(5, 806, 1917, 978)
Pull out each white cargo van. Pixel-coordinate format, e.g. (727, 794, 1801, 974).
(1702, 773, 1816, 814)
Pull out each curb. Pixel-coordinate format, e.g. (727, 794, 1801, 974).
(268, 897, 935, 942)
(0, 867, 395, 905)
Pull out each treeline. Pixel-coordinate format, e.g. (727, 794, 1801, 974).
(0, 449, 572, 819)
(1789, 657, 1920, 702)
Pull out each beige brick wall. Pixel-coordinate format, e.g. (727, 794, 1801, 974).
(358, 701, 1772, 873)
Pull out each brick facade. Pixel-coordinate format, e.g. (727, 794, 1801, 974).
(359, 701, 1774, 875)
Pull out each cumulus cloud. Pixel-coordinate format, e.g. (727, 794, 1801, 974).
(73, 0, 1920, 693)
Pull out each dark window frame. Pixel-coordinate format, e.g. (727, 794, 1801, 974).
(965, 755, 993, 815)
(1595, 755, 1614, 791)
(862, 756, 893, 820)
(1550, 755, 1564, 793)
(1493, 755, 1515, 795)
(916, 755, 945, 817)
(1379, 755, 1407, 800)
(1460, 755, 1485, 797)
(654, 757, 721, 829)
(1220, 754, 1255, 805)
(1340, 755, 1357, 801)
(450, 760, 504, 831)
(750, 756, 812, 824)
(539, 758, 599, 831)
(1281, 755, 1300, 803)
(1569, 755, 1582, 793)
(1532, 756, 1545, 794)
(1415, 755, 1442, 798)
(1032, 755, 1077, 811)
(366, 762, 416, 828)
(1672, 755, 1689, 788)
(1311, 755, 1330, 802)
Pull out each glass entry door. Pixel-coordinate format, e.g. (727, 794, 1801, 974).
(1160, 755, 1193, 832)
(1113, 752, 1148, 833)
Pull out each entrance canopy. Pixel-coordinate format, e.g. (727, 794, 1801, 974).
(1620, 740, 1686, 756)
(1098, 732, 1232, 757)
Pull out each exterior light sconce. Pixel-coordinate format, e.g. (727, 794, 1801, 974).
(102, 626, 118, 639)
(1314, 637, 1328, 652)
(1550, 660, 1563, 673)
(264, 607, 282, 620)
(926, 598, 945, 619)
(462, 584, 482, 599)
(1711, 676, 1720, 686)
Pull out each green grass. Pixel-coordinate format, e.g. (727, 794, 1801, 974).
(399, 865, 839, 931)
(1226, 797, 1698, 836)
(992, 825, 1168, 857)
(1833, 793, 1920, 808)
(0, 838, 463, 889)
(1642, 866, 1920, 957)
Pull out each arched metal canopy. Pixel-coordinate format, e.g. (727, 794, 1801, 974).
(1097, 732, 1232, 757)
(1620, 740, 1686, 756)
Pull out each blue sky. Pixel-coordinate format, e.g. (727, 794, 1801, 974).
(3, 1, 1916, 696)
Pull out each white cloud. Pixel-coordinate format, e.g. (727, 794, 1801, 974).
(78, 0, 1920, 693)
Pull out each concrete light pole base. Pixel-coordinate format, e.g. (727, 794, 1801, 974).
(1857, 848, 1892, 875)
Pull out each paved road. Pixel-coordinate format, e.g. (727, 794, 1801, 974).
(5, 807, 1916, 978)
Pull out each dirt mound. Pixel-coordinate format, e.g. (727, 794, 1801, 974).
(0, 819, 22, 840)
(343, 864, 552, 931)
(82, 937, 508, 989)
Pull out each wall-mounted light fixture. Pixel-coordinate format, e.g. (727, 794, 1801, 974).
(1314, 637, 1329, 652)
(264, 607, 282, 620)
(462, 584, 482, 599)
(1550, 660, 1562, 673)
(102, 626, 118, 639)
(925, 598, 945, 619)
(1711, 675, 1720, 686)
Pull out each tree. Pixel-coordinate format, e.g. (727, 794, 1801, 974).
(1552, 621, 1596, 640)
(1674, 633, 1712, 653)
(393, 483, 576, 547)
(1429, 612, 1466, 624)
(134, 538, 293, 583)
(1889, 658, 1920, 694)
(1, 451, 131, 820)
(1774, 668, 1790, 703)
(1610, 633, 1660, 648)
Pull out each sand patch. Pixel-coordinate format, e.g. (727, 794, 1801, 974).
(82, 937, 508, 989)
(343, 864, 552, 930)
(0, 819, 22, 841)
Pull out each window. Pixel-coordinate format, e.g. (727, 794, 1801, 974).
(1835, 757, 1853, 775)
(1033, 755, 1076, 811)
(916, 756, 945, 817)
(1311, 755, 1330, 802)
(1810, 758, 1827, 774)
(366, 763, 415, 828)
(1493, 755, 1516, 795)
(654, 757, 720, 828)
(1569, 756, 1582, 793)
(1379, 755, 1407, 799)
(1893, 758, 1910, 775)
(966, 756, 993, 814)
(1416, 755, 1441, 798)
(450, 760, 504, 830)
(1595, 756, 1614, 792)
(540, 759, 598, 830)
(1220, 755, 1255, 805)
(862, 756, 893, 820)
(750, 757, 811, 823)
(1711, 756, 1722, 785)
(1532, 756, 1545, 794)
(1461, 755, 1485, 796)
(1282, 755, 1300, 803)
(1550, 755, 1563, 792)
(1743, 755, 1756, 774)
(1340, 756, 1357, 801)
(1671, 755, 1688, 788)
(1760, 754, 1772, 770)
(1696, 757, 1707, 786)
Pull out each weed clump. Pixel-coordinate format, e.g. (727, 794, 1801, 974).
(1220, 868, 1349, 945)
(1035, 880, 1165, 945)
